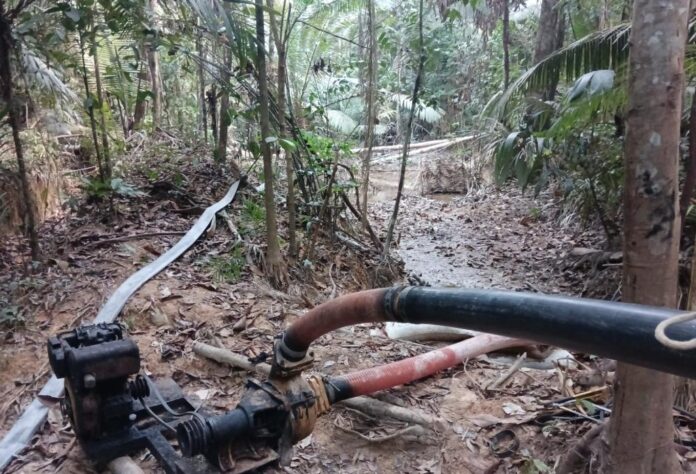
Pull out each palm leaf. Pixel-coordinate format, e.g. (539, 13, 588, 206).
(485, 23, 631, 120)
(19, 47, 78, 102)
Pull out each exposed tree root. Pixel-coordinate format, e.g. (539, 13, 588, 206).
(556, 421, 608, 474)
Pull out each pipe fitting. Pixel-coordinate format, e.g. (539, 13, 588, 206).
(270, 335, 315, 379)
(178, 373, 332, 472)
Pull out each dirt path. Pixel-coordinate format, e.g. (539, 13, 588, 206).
(368, 158, 599, 295)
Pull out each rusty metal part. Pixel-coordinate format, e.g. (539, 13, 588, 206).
(305, 375, 331, 417)
(269, 336, 315, 379)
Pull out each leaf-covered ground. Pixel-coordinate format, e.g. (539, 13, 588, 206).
(1, 145, 694, 473)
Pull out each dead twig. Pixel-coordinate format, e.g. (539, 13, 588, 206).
(487, 352, 527, 390)
(333, 418, 424, 443)
(79, 231, 186, 248)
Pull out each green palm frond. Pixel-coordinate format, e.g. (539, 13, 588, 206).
(488, 17, 696, 121)
(485, 23, 631, 120)
(184, 0, 256, 68)
(325, 108, 358, 134)
(19, 47, 78, 102)
(390, 92, 444, 123)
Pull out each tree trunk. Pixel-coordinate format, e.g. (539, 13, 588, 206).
(533, 0, 562, 100)
(268, 0, 297, 257)
(384, 0, 424, 256)
(147, 0, 162, 130)
(92, 28, 111, 179)
(608, 1, 688, 472)
(502, 0, 510, 89)
(0, 10, 40, 260)
(196, 25, 208, 142)
(360, 0, 378, 230)
(217, 46, 232, 162)
(208, 84, 217, 146)
(131, 49, 148, 132)
(255, 0, 287, 288)
(78, 33, 105, 182)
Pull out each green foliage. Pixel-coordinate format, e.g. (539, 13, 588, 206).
(81, 177, 146, 200)
(521, 458, 552, 474)
(486, 23, 631, 121)
(208, 246, 246, 283)
(239, 197, 266, 236)
(0, 304, 25, 329)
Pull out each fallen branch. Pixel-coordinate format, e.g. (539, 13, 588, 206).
(82, 231, 186, 248)
(192, 342, 444, 429)
(487, 352, 527, 390)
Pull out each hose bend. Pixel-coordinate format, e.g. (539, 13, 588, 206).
(280, 288, 393, 360)
(283, 286, 696, 379)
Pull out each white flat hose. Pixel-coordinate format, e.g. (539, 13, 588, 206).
(0, 180, 240, 470)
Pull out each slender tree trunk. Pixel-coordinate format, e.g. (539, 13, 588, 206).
(217, 46, 232, 162)
(255, 0, 287, 288)
(110, 42, 130, 138)
(383, 0, 424, 256)
(502, 0, 510, 89)
(533, 0, 561, 100)
(78, 34, 105, 182)
(92, 29, 111, 179)
(147, 0, 162, 130)
(268, 0, 297, 257)
(208, 84, 217, 146)
(0, 10, 40, 260)
(196, 27, 208, 142)
(131, 53, 148, 131)
(360, 0, 378, 230)
(609, 1, 689, 472)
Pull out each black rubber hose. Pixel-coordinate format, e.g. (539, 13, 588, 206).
(389, 286, 696, 378)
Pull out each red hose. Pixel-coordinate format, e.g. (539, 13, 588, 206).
(284, 288, 389, 352)
(334, 334, 528, 398)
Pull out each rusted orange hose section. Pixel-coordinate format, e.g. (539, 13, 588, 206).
(334, 335, 528, 398)
(284, 288, 390, 352)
